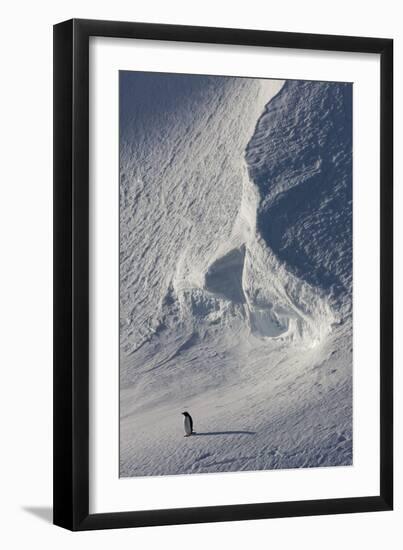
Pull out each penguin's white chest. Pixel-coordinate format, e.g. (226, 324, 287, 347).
(184, 416, 192, 436)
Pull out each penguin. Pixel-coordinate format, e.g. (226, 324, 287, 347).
(181, 411, 194, 437)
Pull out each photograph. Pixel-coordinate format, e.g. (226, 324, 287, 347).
(0, 0, 396, 542)
(119, 71, 353, 477)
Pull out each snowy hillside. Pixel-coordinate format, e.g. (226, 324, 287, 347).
(119, 72, 352, 477)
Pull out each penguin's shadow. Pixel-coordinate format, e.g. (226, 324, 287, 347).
(193, 430, 255, 436)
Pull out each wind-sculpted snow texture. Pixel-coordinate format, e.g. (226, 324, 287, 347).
(119, 72, 352, 477)
(246, 80, 352, 317)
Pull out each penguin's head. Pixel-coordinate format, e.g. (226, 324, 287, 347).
(181, 411, 188, 416)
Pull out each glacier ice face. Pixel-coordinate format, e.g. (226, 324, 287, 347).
(246, 80, 353, 313)
(119, 72, 352, 476)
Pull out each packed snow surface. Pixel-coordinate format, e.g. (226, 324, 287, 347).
(119, 72, 352, 476)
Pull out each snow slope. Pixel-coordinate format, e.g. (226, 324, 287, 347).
(119, 72, 352, 476)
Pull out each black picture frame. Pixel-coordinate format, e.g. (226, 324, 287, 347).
(53, 18, 393, 531)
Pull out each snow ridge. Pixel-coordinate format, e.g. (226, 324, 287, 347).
(247, 80, 353, 315)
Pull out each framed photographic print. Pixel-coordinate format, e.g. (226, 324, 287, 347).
(53, 19, 393, 530)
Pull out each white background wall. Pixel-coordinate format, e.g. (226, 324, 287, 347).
(0, 0, 400, 547)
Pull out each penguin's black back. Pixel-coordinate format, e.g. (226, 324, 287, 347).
(188, 412, 193, 433)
